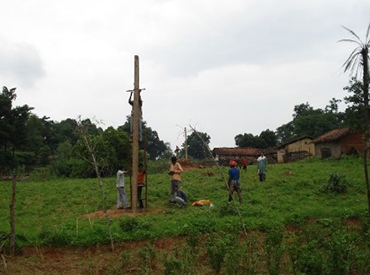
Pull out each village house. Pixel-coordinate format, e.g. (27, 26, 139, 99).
(276, 136, 315, 163)
(213, 147, 276, 166)
(312, 127, 364, 158)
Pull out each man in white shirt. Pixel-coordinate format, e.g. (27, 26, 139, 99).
(117, 166, 129, 209)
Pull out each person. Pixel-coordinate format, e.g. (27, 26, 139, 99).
(174, 146, 180, 157)
(228, 160, 242, 203)
(116, 166, 129, 209)
(137, 163, 146, 209)
(169, 156, 183, 197)
(128, 90, 143, 142)
(171, 185, 188, 207)
(241, 158, 248, 171)
(257, 153, 268, 182)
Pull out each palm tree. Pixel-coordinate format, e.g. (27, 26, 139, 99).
(340, 23, 370, 218)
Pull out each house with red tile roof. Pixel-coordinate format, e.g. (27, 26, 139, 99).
(312, 127, 364, 158)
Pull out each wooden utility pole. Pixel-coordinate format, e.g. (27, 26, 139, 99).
(184, 127, 188, 160)
(131, 55, 140, 213)
(10, 174, 16, 256)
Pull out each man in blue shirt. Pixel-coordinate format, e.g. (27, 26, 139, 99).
(228, 160, 242, 203)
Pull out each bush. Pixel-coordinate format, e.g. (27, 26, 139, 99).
(119, 217, 152, 232)
(29, 167, 52, 181)
(162, 252, 183, 275)
(39, 228, 73, 247)
(206, 232, 236, 275)
(264, 225, 284, 275)
(321, 172, 348, 194)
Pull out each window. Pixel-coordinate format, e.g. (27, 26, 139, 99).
(321, 148, 332, 158)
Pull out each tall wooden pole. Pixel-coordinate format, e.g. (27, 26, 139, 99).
(184, 127, 188, 160)
(131, 55, 140, 213)
(10, 174, 16, 256)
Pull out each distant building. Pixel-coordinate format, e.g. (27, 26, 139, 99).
(276, 136, 314, 163)
(312, 127, 364, 158)
(213, 147, 276, 166)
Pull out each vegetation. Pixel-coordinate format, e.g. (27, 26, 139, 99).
(340, 22, 370, 219)
(1, 157, 370, 273)
(236, 99, 347, 148)
(0, 87, 170, 177)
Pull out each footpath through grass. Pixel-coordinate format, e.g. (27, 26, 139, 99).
(0, 156, 369, 248)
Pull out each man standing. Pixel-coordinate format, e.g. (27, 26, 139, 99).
(169, 156, 183, 198)
(137, 163, 146, 209)
(228, 160, 242, 203)
(117, 165, 129, 209)
(240, 158, 248, 171)
(257, 153, 268, 182)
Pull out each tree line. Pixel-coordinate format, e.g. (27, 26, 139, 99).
(234, 79, 363, 149)
(0, 86, 171, 177)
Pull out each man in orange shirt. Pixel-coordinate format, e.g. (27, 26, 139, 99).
(137, 163, 146, 209)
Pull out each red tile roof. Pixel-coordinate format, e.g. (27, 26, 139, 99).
(312, 127, 350, 144)
(213, 147, 262, 156)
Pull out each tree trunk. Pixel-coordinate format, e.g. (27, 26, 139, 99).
(362, 48, 370, 220)
(10, 174, 16, 256)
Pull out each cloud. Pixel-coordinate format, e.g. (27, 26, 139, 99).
(0, 40, 45, 88)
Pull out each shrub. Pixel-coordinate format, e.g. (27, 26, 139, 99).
(162, 252, 182, 275)
(321, 172, 348, 194)
(119, 217, 152, 232)
(242, 231, 262, 275)
(205, 232, 236, 275)
(264, 225, 284, 275)
(29, 167, 52, 181)
(39, 228, 73, 247)
(138, 243, 156, 275)
(296, 240, 324, 275)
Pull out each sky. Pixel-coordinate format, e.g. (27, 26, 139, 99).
(1, 0, 369, 150)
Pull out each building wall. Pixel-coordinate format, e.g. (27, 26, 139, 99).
(285, 138, 315, 154)
(315, 142, 342, 158)
(315, 132, 364, 159)
(277, 138, 314, 163)
(340, 131, 364, 154)
(277, 150, 285, 163)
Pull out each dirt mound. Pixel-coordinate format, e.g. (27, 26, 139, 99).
(177, 158, 200, 171)
(82, 206, 165, 219)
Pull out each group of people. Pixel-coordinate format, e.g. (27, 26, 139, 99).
(116, 163, 146, 210)
(115, 153, 268, 210)
(227, 153, 268, 203)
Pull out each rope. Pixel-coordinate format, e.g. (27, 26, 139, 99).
(189, 125, 248, 237)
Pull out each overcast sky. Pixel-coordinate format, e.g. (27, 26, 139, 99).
(1, 0, 369, 150)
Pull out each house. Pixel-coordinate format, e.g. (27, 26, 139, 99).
(276, 136, 314, 163)
(213, 147, 276, 166)
(312, 127, 364, 158)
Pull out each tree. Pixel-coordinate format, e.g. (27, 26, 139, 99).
(235, 133, 259, 148)
(344, 78, 364, 126)
(275, 101, 346, 145)
(0, 87, 33, 171)
(235, 130, 277, 148)
(119, 116, 169, 160)
(186, 131, 211, 159)
(340, 22, 370, 218)
(276, 122, 295, 144)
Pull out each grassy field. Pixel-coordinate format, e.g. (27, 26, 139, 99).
(1, 156, 370, 274)
(0, 156, 369, 246)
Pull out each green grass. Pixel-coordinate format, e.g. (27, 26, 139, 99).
(0, 156, 369, 247)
